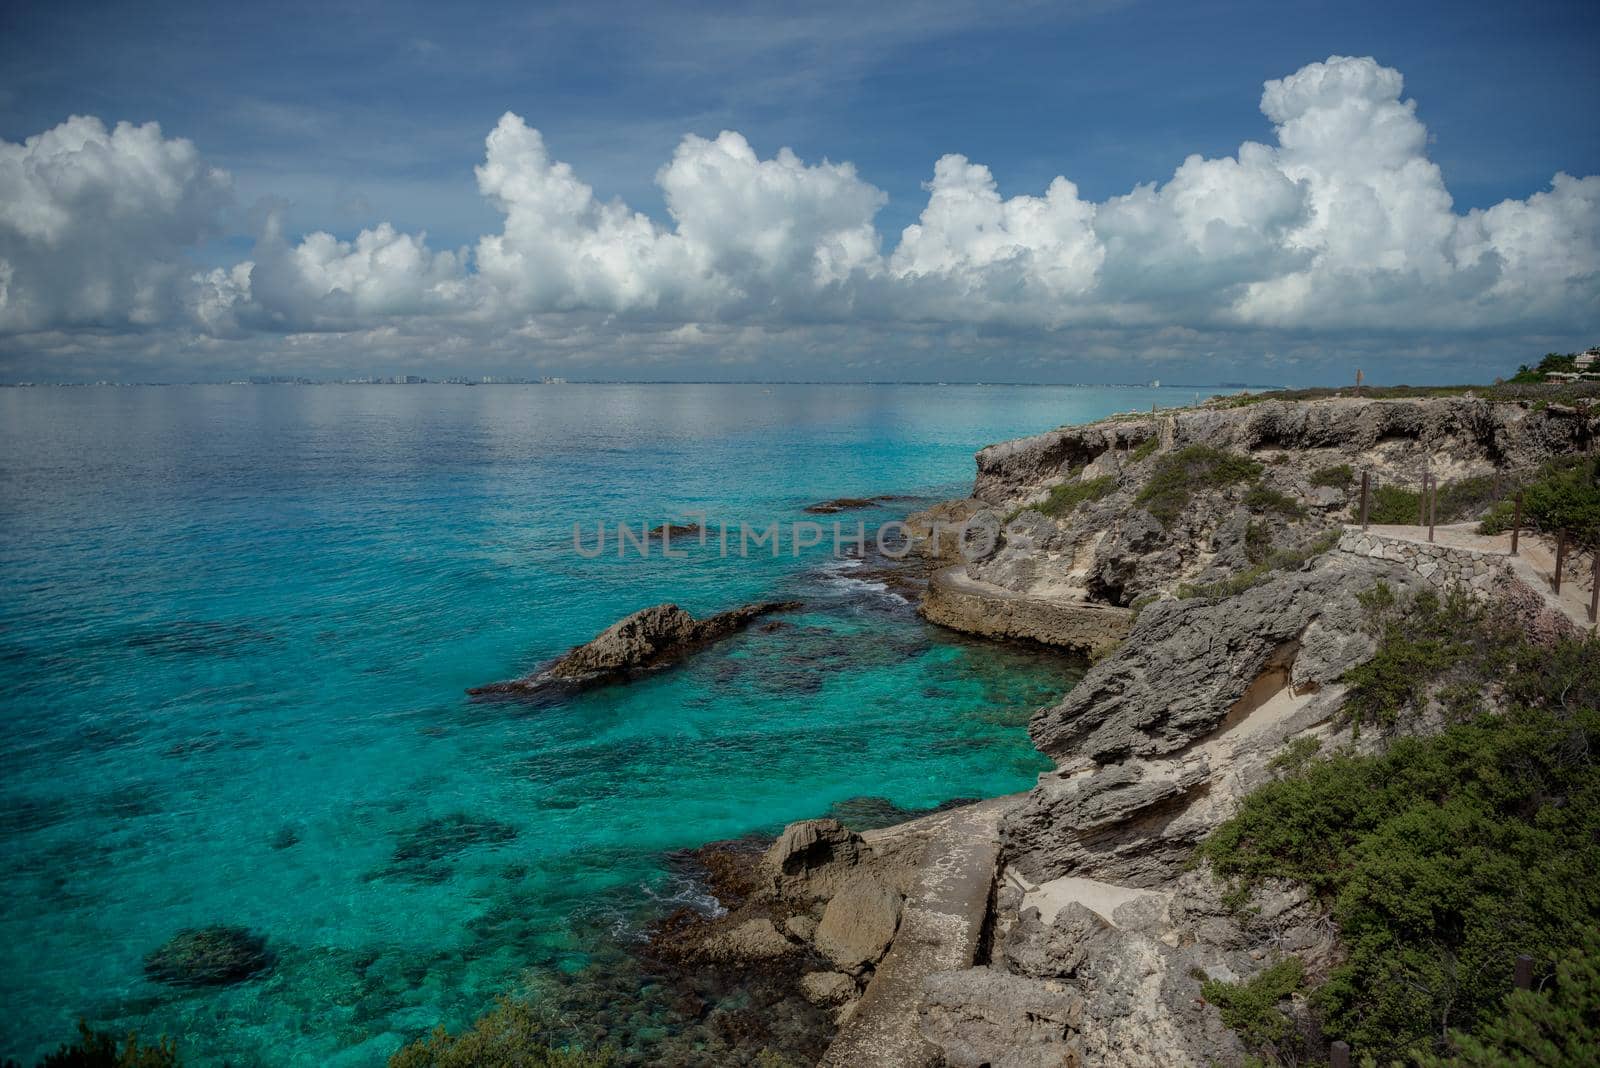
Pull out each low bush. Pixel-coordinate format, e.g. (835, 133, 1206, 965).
(389, 997, 612, 1068)
(1137, 446, 1263, 525)
(1200, 958, 1304, 1050)
(1177, 530, 1339, 600)
(1243, 485, 1307, 518)
(1, 1022, 180, 1068)
(1037, 474, 1115, 518)
(1310, 464, 1354, 489)
(1198, 593, 1600, 1062)
(1131, 436, 1160, 462)
(1480, 455, 1600, 547)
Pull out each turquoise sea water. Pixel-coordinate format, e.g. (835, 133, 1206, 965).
(0, 383, 1200, 1065)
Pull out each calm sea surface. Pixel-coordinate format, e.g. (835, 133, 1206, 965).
(0, 383, 1199, 1064)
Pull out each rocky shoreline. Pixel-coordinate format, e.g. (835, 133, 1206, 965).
(656, 391, 1596, 1066)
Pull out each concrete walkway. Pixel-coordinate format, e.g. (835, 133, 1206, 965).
(822, 797, 1020, 1068)
(1359, 522, 1596, 633)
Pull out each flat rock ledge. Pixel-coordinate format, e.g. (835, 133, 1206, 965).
(822, 797, 1019, 1068)
(468, 600, 801, 697)
(919, 566, 1132, 659)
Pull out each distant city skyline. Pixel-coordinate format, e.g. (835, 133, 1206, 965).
(2, 0, 1597, 385)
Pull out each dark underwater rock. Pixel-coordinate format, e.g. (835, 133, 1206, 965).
(144, 925, 274, 987)
(469, 600, 802, 698)
(382, 813, 519, 880)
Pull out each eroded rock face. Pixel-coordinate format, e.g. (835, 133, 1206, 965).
(762, 818, 866, 900)
(469, 600, 801, 696)
(919, 968, 1086, 1068)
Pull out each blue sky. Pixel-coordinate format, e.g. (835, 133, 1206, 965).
(1, 0, 1597, 383)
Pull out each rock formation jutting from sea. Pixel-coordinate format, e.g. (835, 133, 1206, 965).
(699, 391, 1597, 1067)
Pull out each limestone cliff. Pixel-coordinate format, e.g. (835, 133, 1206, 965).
(820, 394, 1596, 1066)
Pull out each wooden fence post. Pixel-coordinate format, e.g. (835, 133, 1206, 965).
(1515, 954, 1534, 991)
(1589, 550, 1598, 625)
(1359, 471, 1370, 531)
(1554, 531, 1567, 594)
(1419, 473, 1429, 527)
(1428, 480, 1437, 543)
(1330, 1040, 1352, 1068)
(1511, 491, 1523, 556)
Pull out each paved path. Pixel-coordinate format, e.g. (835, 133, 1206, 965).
(1359, 523, 1596, 632)
(822, 797, 1019, 1068)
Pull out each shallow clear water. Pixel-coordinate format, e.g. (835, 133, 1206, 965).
(0, 383, 1197, 1065)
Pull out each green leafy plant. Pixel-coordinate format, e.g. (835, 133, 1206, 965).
(1244, 484, 1307, 518)
(1416, 928, 1600, 1067)
(1198, 601, 1600, 1063)
(1136, 445, 1263, 525)
(1311, 464, 1354, 489)
(1131, 436, 1160, 462)
(1480, 455, 1600, 547)
(1037, 474, 1116, 518)
(2, 1022, 181, 1068)
(1201, 957, 1305, 1049)
(389, 997, 613, 1068)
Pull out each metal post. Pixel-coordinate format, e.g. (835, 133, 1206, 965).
(1359, 471, 1370, 530)
(1554, 531, 1567, 594)
(1511, 491, 1523, 556)
(1515, 954, 1534, 991)
(1331, 1040, 1351, 1068)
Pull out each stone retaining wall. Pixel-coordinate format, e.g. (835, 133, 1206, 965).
(1336, 529, 1508, 597)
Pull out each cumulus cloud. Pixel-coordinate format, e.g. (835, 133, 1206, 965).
(2, 55, 1596, 368)
(0, 116, 231, 332)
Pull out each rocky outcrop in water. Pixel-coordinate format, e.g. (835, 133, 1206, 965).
(469, 600, 801, 697)
(144, 925, 275, 987)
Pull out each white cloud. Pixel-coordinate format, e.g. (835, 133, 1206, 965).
(0, 116, 231, 332)
(2, 55, 1596, 371)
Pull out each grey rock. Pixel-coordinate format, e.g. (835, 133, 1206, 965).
(800, 970, 857, 1006)
(815, 874, 902, 972)
(469, 600, 801, 696)
(762, 818, 866, 900)
(919, 968, 1085, 1068)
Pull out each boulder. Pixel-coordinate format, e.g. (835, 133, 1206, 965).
(814, 874, 901, 972)
(762, 818, 865, 899)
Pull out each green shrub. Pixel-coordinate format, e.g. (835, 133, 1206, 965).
(1366, 483, 1423, 524)
(3, 1023, 181, 1068)
(1177, 530, 1340, 600)
(1267, 736, 1322, 775)
(1509, 352, 1579, 384)
(1201, 957, 1304, 1049)
(1131, 436, 1159, 462)
(1244, 484, 1307, 518)
(389, 997, 612, 1068)
(1310, 464, 1354, 489)
(1416, 928, 1600, 1067)
(1480, 456, 1600, 547)
(1136, 446, 1263, 526)
(1244, 519, 1273, 565)
(1037, 474, 1115, 518)
(1341, 584, 1489, 732)
(1198, 606, 1600, 1063)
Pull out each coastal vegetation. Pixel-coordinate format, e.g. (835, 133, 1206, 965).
(1198, 584, 1600, 1062)
(1136, 445, 1263, 525)
(1036, 472, 1115, 518)
(1, 1023, 179, 1068)
(1480, 454, 1600, 546)
(388, 998, 612, 1068)
(1176, 530, 1339, 600)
